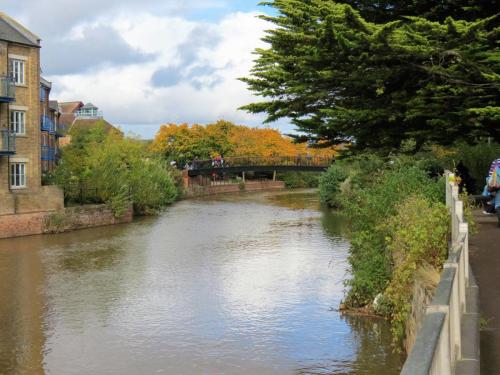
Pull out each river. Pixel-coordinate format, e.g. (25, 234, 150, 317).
(0, 190, 404, 374)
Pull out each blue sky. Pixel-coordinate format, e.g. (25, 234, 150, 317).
(3, 0, 291, 139)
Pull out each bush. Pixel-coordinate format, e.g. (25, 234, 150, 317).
(383, 196, 450, 346)
(51, 128, 180, 214)
(455, 141, 500, 193)
(279, 172, 320, 188)
(319, 164, 349, 207)
(127, 159, 178, 214)
(341, 165, 445, 307)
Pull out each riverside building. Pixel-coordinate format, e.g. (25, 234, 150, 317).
(0, 12, 62, 215)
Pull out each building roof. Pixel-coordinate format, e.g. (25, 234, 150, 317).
(40, 76, 52, 89)
(0, 12, 40, 47)
(59, 101, 83, 114)
(58, 102, 83, 127)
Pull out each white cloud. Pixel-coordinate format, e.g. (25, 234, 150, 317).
(3, 1, 292, 138)
(47, 10, 283, 138)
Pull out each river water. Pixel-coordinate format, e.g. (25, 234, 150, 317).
(0, 190, 404, 375)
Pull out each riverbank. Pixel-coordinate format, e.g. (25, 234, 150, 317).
(186, 180, 285, 197)
(0, 204, 133, 239)
(0, 179, 289, 239)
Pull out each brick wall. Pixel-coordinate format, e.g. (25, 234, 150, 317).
(0, 30, 64, 214)
(7, 43, 42, 193)
(0, 204, 133, 239)
(187, 180, 285, 197)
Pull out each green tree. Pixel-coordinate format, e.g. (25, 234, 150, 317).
(241, 1, 499, 151)
(52, 127, 179, 215)
(337, 0, 497, 23)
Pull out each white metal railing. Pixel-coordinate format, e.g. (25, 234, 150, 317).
(401, 171, 477, 375)
(74, 110, 103, 119)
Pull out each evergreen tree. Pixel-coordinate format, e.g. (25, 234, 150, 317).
(338, 0, 498, 23)
(241, 1, 499, 151)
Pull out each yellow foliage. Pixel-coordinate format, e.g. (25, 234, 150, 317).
(150, 120, 337, 161)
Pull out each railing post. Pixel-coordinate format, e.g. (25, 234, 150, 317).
(452, 200, 463, 242)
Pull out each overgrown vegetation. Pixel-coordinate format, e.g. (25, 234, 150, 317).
(383, 197, 450, 345)
(279, 172, 320, 189)
(49, 124, 180, 216)
(454, 142, 500, 193)
(319, 150, 455, 347)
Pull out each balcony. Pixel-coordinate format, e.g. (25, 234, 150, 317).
(41, 115, 56, 134)
(41, 145, 56, 161)
(56, 123, 67, 138)
(0, 76, 15, 103)
(0, 129, 16, 156)
(40, 86, 48, 102)
(74, 110, 103, 119)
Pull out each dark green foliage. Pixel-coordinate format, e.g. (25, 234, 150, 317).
(343, 165, 445, 306)
(279, 171, 321, 188)
(319, 152, 446, 307)
(242, 1, 500, 151)
(337, 0, 498, 23)
(319, 164, 349, 206)
(455, 141, 500, 193)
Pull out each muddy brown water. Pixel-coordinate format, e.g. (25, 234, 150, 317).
(0, 190, 404, 374)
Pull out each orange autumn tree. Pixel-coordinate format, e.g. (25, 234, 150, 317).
(150, 120, 336, 162)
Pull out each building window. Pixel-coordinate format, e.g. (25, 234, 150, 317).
(10, 111, 26, 135)
(9, 59, 25, 85)
(10, 163, 26, 188)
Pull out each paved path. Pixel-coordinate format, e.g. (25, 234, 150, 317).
(469, 213, 500, 374)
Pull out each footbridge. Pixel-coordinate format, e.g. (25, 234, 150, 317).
(187, 156, 334, 177)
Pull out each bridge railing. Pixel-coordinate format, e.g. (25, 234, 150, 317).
(401, 171, 479, 375)
(191, 156, 334, 170)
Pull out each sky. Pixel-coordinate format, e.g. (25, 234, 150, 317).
(3, 0, 289, 139)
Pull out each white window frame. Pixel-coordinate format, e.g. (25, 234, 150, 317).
(9, 59, 26, 85)
(10, 110, 26, 135)
(10, 162, 27, 189)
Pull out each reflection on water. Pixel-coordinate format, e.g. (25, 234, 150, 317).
(0, 189, 404, 374)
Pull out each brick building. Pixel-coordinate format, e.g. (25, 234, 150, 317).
(0, 12, 63, 215)
(39, 77, 61, 175)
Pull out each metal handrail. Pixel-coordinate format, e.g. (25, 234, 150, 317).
(0, 129, 16, 154)
(0, 75, 15, 101)
(191, 156, 334, 170)
(74, 110, 103, 119)
(41, 145, 56, 160)
(41, 115, 56, 133)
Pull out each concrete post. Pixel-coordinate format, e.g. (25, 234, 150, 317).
(242, 172, 246, 182)
(273, 171, 276, 181)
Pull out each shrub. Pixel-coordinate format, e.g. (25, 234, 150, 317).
(280, 172, 320, 188)
(383, 196, 450, 347)
(51, 128, 180, 214)
(342, 165, 445, 307)
(455, 141, 500, 193)
(319, 164, 349, 207)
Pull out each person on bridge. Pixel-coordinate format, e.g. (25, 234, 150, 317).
(482, 158, 500, 226)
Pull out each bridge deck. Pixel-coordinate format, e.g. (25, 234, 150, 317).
(188, 165, 328, 177)
(187, 156, 333, 177)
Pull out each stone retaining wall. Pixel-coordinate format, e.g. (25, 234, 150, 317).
(0, 204, 133, 239)
(187, 180, 285, 197)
